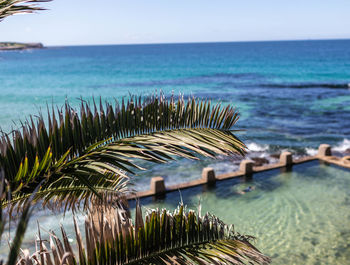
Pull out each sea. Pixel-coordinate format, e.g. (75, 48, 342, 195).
(0, 39, 350, 190)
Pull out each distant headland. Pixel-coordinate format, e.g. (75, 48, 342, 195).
(0, 42, 44, 51)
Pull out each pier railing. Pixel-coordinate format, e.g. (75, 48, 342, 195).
(128, 144, 350, 199)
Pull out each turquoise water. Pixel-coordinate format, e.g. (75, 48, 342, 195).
(1, 39, 350, 189)
(134, 162, 350, 264)
(2, 162, 350, 264)
(1, 40, 350, 263)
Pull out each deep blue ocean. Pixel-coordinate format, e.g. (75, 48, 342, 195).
(1, 39, 350, 189)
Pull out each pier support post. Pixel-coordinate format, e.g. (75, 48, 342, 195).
(240, 160, 254, 179)
(318, 144, 332, 157)
(202, 167, 216, 186)
(280, 151, 293, 172)
(150, 176, 166, 195)
(280, 152, 293, 167)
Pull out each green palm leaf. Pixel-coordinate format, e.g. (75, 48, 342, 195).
(0, 177, 35, 265)
(17, 203, 270, 264)
(0, 0, 49, 21)
(1, 95, 246, 210)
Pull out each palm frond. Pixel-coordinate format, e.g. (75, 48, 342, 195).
(1, 95, 245, 210)
(0, 0, 49, 21)
(1, 95, 241, 181)
(6, 199, 32, 265)
(0, 177, 34, 265)
(4, 174, 129, 213)
(17, 203, 271, 265)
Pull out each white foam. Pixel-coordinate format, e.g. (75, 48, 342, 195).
(305, 147, 318, 156)
(246, 142, 269, 152)
(333, 139, 350, 153)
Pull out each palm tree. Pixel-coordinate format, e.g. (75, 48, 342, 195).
(0, 95, 271, 264)
(0, 0, 49, 21)
(0, 2, 271, 263)
(0, 95, 246, 211)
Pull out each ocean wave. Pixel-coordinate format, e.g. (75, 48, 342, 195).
(305, 147, 318, 156)
(246, 142, 269, 152)
(333, 139, 350, 153)
(261, 83, 350, 89)
(304, 139, 350, 156)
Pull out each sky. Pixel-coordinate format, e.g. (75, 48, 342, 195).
(0, 0, 350, 46)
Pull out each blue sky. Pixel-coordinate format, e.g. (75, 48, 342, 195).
(0, 0, 350, 46)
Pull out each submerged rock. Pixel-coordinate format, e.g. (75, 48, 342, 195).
(251, 157, 269, 166)
(270, 153, 281, 159)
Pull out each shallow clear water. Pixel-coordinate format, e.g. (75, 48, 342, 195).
(2, 162, 349, 264)
(0, 162, 350, 265)
(133, 162, 350, 264)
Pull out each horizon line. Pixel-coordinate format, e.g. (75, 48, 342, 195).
(44, 37, 350, 47)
